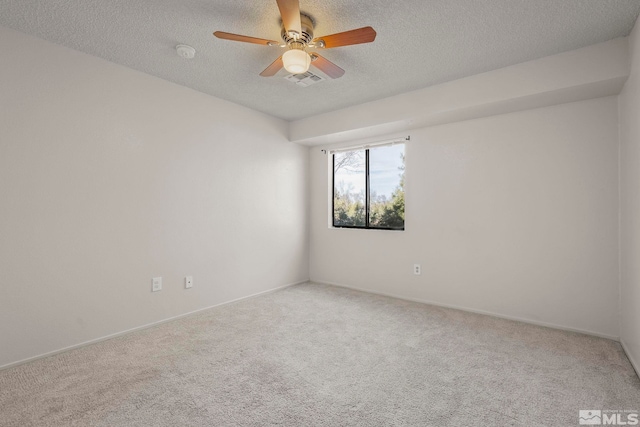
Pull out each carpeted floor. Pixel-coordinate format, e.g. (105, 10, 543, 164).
(1, 282, 639, 426)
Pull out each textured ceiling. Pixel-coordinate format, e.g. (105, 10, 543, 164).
(1, 0, 639, 121)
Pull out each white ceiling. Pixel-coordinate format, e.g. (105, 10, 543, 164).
(1, 0, 639, 121)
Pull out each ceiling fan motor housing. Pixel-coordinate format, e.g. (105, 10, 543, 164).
(281, 13, 314, 46)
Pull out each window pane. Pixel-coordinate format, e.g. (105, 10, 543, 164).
(333, 150, 366, 227)
(369, 144, 405, 229)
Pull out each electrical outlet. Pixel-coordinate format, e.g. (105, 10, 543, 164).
(185, 276, 193, 289)
(152, 277, 162, 292)
(414, 264, 421, 275)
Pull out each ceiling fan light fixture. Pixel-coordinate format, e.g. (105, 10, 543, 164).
(213, 1, 375, 79)
(282, 49, 311, 74)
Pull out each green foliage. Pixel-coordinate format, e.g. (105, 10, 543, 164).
(333, 187, 366, 227)
(369, 187, 404, 229)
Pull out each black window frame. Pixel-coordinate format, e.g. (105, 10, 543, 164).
(331, 145, 405, 231)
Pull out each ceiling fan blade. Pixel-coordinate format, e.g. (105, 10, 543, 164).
(213, 31, 278, 46)
(276, 0, 302, 35)
(260, 56, 284, 77)
(310, 54, 345, 79)
(313, 26, 377, 48)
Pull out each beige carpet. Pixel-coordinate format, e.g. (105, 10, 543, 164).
(1, 283, 639, 426)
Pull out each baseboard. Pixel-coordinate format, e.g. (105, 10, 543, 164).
(0, 279, 308, 371)
(313, 280, 620, 341)
(620, 339, 640, 379)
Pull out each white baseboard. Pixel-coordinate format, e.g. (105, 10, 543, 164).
(5, 279, 624, 372)
(312, 280, 620, 341)
(620, 340, 640, 379)
(0, 279, 308, 371)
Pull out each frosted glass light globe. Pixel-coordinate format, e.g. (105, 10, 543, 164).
(283, 49, 311, 74)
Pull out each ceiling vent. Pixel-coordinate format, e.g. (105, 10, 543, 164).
(284, 71, 324, 87)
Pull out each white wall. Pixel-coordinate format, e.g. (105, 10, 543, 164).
(0, 26, 309, 368)
(310, 96, 620, 338)
(620, 15, 640, 373)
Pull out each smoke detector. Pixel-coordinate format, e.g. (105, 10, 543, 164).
(176, 44, 196, 59)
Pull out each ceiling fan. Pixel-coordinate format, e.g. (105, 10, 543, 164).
(213, 0, 376, 79)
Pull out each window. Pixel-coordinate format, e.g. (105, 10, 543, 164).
(332, 143, 405, 230)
